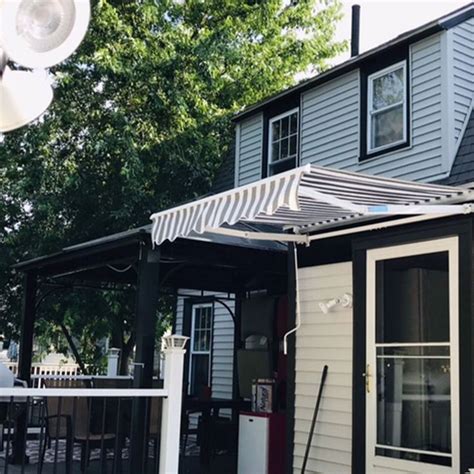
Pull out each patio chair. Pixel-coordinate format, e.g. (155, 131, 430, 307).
(72, 397, 116, 472)
(0, 378, 29, 454)
(181, 409, 200, 456)
(39, 379, 116, 474)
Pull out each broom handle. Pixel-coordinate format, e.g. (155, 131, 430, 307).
(301, 365, 329, 474)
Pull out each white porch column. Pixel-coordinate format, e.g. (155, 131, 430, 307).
(106, 347, 120, 376)
(159, 335, 188, 474)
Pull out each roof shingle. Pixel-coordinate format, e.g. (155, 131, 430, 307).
(441, 110, 474, 186)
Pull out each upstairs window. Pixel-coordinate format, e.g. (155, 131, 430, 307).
(268, 108, 299, 176)
(367, 61, 407, 154)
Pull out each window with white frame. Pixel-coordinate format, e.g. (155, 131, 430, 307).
(268, 108, 298, 175)
(189, 303, 213, 396)
(368, 61, 407, 153)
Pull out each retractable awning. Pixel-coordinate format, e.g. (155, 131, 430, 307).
(150, 164, 473, 246)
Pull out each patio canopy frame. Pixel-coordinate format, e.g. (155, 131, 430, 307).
(11, 225, 288, 467)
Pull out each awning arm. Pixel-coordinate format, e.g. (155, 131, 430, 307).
(204, 226, 309, 245)
(363, 203, 473, 215)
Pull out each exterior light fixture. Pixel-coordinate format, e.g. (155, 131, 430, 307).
(163, 335, 189, 351)
(0, 0, 91, 132)
(0, 66, 53, 132)
(319, 293, 353, 314)
(0, 0, 91, 69)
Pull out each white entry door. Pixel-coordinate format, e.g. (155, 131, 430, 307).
(366, 237, 459, 473)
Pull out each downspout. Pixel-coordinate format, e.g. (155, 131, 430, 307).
(283, 243, 301, 355)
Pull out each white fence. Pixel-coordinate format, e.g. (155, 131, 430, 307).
(5, 361, 79, 378)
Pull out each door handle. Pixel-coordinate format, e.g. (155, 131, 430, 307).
(362, 364, 371, 394)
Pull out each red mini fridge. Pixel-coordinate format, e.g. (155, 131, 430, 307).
(237, 412, 286, 474)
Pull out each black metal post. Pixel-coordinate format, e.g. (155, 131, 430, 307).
(11, 271, 37, 464)
(130, 243, 160, 467)
(286, 243, 297, 474)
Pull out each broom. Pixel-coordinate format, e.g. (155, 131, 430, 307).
(301, 365, 329, 474)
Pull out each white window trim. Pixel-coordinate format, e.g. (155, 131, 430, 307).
(367, 60, 407, 154)
(365, 237, 460, 474)
(267, 107, 299, 175)
(188, 302, 213, 395)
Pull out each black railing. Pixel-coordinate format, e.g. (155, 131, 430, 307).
(0, 391, 164, 474)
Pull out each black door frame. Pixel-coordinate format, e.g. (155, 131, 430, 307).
(351, 216, 473, 474)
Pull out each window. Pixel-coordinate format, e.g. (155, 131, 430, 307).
(268, 108, 298, 176)
(189, 303, 213, 396)
(367, 61, 407, 154)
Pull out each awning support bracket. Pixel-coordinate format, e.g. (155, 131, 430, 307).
(204, 226, 310, 245)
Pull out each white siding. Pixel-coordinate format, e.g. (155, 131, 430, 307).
(236, 113, 263, 186)
(175, 290, 235, 400)
(300, 33, 446, 183)
(211, 301, 235, 398)
(452, 18, 474, 143)
(293, 262, 353, 474)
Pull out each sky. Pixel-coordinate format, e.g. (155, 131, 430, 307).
(333, 0, 470, 64)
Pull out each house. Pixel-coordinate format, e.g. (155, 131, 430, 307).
(168, 3, 474, 473)
(10, 3, 474, 474)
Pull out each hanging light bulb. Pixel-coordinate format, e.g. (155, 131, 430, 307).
(0, 66, 53, 132)
(0, 0, 90, 69)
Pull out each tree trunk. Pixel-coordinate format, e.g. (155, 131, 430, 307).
(120, 333, 135, 375)
(59, 323, 88, 375)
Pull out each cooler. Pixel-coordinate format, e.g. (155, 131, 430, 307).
(237, 412, 285, 474)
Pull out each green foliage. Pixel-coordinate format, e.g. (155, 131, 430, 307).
(0, 0, 346, 368)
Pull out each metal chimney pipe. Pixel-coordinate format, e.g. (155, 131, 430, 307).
(351, 4, 360, 57)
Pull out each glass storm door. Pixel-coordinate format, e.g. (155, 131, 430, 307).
(366, 238, 459, 473)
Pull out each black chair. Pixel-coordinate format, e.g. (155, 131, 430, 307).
(39, 379, 117, 474)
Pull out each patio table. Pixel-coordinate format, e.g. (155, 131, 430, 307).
(182, 397, 250, 466)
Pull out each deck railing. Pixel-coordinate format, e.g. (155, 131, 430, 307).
(0, 337, 187, 474)
(0, 388, 166, 474)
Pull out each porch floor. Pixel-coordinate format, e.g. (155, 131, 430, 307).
(1, 438, 236, 474)
(3, 455, 235, 474)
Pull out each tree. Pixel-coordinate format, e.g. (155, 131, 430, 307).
(0, 0, 346, 370)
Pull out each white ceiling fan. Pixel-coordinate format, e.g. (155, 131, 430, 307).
(0, 0, 91, 132)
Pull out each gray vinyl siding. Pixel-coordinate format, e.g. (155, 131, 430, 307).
(452, 18, 474, 143)
(211, 303, 234, 398)
(300, 33, 446, 182)
(235, 113, 263, 186)
(175, 290, 234, 400)
(299, 70, 360, 171)
(234, 32, 454, 186)
(293, 262, 353, 474)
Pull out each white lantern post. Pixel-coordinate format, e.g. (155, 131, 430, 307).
(159, 335, 189, 474)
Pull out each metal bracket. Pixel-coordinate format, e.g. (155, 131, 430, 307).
(204, 226, 310, 245)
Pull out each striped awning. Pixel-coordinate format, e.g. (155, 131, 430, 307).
(150, 164, 473, 246)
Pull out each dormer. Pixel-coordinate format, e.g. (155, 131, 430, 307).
(232, 4, 474, 187)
